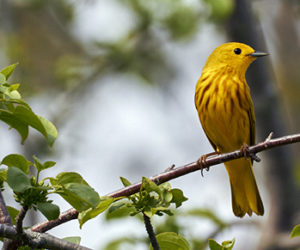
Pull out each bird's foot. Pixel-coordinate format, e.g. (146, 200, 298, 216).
(240, 144, 261, 162)
(197, 152, 218, 177)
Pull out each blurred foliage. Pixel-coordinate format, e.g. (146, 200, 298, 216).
(0, 0, 214, 94)
(103, 204, 252, 250)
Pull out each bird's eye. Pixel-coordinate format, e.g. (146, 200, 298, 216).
(234, 48, 242, 55)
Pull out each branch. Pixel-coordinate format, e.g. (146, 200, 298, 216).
(31, 133, 300, 233)
(31, 208, 78, 233)
(143, 213, 160, 250)
(15, 206, 28, 234)
(0, 224, 91, 250)
(0, 190, 13, 225)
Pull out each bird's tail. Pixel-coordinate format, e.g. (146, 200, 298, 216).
(225, 158, 264, 217)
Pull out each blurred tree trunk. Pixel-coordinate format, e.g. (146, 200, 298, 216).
(272, 1, 300, 154)
(226, 0, 299, 249)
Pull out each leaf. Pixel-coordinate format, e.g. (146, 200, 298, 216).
(150, 232, 190, 250)
(37, 202, 60, 221)
(78, 196, 114, 228)
(208, 238, 235, 250)
(0, 63, 18, 80)
(6, 167, 31, 192)
(0, 73, 5, 84)
(171, 189, 188, 208)
(0, 169, 7, 182)
(1, 154, 31, 174)
(106, 201, 136, 220)
(6, 206, 19, 225)
(54, 172, 89, 186)
(33, 156, 56, 173)
(38, 115, 58, 147)
(208, 239, 223, 250)
(222, 239, 235, 249)
(13, 106, 48, 142)
(291, 225, 300, 238)
(55, 182, 100, 212)
(120, 177, 132, 187)
(141, 177, 162, 198)
(0, 109, 29, 143)
(63, 237, 81, 245)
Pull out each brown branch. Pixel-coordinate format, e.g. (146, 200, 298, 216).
(15, 206, 28, 234)
(0, 190, 13, 225)
(31, 208, 78, 233)
(31, 133, 300, 233)
(0, 224, 91, 250)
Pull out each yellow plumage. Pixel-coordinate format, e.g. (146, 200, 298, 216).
(195, 42, 266, 217)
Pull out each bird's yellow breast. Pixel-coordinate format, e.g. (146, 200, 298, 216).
(195, 66, 252, 152)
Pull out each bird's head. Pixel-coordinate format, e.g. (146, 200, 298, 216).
(203, 42, 268, 75)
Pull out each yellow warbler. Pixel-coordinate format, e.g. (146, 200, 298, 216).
(195, 42, 267, 217)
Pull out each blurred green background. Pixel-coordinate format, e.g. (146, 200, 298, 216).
(0, 0, 299, 249)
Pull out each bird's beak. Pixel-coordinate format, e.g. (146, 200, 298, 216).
(248, 51, 268, 57)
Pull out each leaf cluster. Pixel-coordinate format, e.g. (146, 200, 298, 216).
(0, 64, 58, 146)
(108, 177, 188, 219)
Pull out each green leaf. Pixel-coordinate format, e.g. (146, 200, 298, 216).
(63, 237, 81, 245)
(1, 154, 31, 174)
(0, 63, 18, 80)
(6, 167, 31, 192)
(120, 177, 132, 187)
(6, 206, 19, 225)
(106, 201, 136, 220)
(222, 239, 235, 249)
(0, 109, 29, 143)
(0, 83, 21, 99)
(171, 189, 188, 208)
(0, 169, 7, 182)
(54, 172, 89, 186)
(0, 73, 5, 84)
(13, 106, 47, 141)
(55, 182, 100, 212)
(208, 238, 235, 250)
(78, 196, 114, 228)
(141, 177, 162, 198)
(208, 239, 222, 250)
(37, 202, 60, 221)
(291, 225, 300, 238)
(33, 156, 56, 173)
(38, 115, 58, 147)
(150, 232, 190, 250)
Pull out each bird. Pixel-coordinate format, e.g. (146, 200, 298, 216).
(194, 42, 267, 217)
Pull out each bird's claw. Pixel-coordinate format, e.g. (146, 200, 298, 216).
(197, 152, 218, 177)
(240, 144, 261, 162)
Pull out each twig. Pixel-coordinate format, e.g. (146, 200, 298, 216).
(0, 190, 13, 225)
(143, 213, 160, 250)
(0, 224, 91, 250)
(15, 206, 28, 234)
(31, 208, 78, 233)
(0, 189, 16, 249)
(31, 133, 300, 233)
